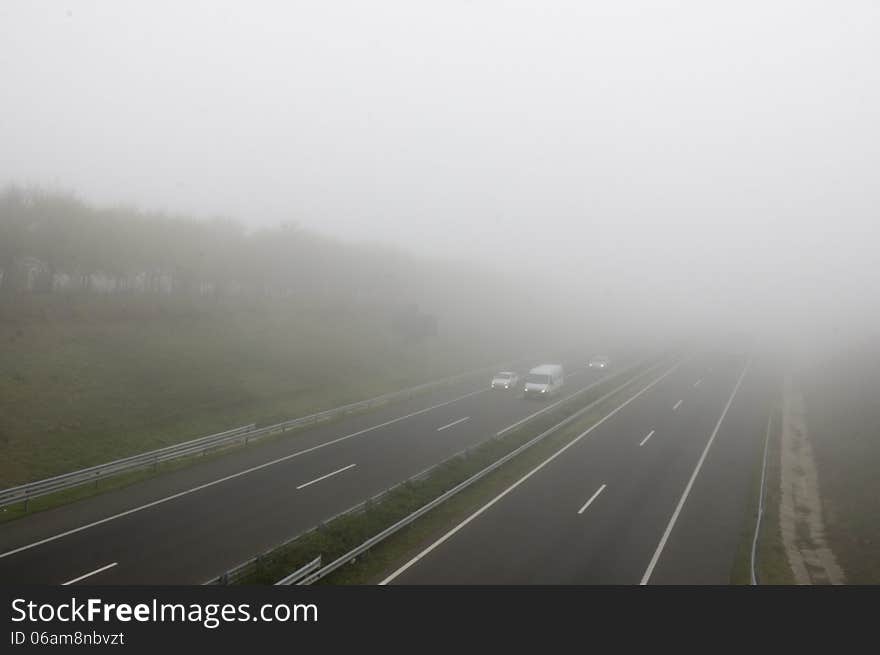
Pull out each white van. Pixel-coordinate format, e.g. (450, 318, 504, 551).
(523, 364, 564, 399)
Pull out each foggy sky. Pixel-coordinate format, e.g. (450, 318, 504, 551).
(3, 1, 879, 344)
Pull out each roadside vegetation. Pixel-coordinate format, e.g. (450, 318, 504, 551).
(801, 342, 880, 583)
(753, 403, 796, 584)
(0, 301, 505, 488)
(732, 401, 795, 585)
(0, 187, 541, 488)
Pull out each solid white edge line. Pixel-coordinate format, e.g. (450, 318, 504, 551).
(639, 356, 752, 585)
(673, 399, 683, 411)
(639, 430, 655, 447)
(750, 412, 772, 585)
(0, 387, 489, 561)
(296, 463, 357, 490)
(61, 562, 117, 586)
(577, 484, 607, 515)
(380, 360, 682, 585)
(437, 417, 470, 432)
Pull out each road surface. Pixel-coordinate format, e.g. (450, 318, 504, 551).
(0, 354, 621, 584)
(383, 349, 773, 584)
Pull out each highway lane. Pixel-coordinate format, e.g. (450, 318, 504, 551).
(643, 358, 775, 583)
(0, 375, 501, 550)
(383, 349, 765, 584)
(0, 355, 622, 584)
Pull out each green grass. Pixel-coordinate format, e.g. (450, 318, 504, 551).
(0, 415, 331, 524)
(227, 361, 658, 585)
(729, 422, 767, 585)
(756, 404, 796, 584)
(729, 380, 795, 586)
(754, 404, 796, 584)
(802, 346, 880, 584)
(0, 465, 160, 524)
(0, 377, 467, 525)
(0, 294, 515, 489)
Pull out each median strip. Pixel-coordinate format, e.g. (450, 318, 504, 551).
(207, 355, 676, 585)
(382, 362, 680, 585)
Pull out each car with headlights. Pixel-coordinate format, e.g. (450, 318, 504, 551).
(491, 371, 520, 390)
(588, 355, 610, 369)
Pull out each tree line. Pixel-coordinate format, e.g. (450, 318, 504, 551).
(0, 185, 419, 306)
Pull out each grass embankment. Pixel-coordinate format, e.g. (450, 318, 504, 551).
(754, 403, 796, 584)
(231, 360, 660, 585)
(0, 294, 514, 489)
(730, 398, 795, 585)
(801, 345, 880, 584)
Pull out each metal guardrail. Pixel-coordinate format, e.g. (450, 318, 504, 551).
(205, 525, 331, 585)
(0, 361, 516, 510)
(0, 424, 256, 510)
(205, 357, 661, 585)
(276, 556, 322, 585)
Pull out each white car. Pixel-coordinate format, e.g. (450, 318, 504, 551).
(588, 355, 610, 369)
(491, 371, 520, 390)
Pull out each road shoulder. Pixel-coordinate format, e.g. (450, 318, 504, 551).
(779, 375, 845, 584)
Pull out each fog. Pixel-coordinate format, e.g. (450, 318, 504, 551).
(3, 1, 879, 353)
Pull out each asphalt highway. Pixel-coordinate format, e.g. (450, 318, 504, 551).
(0, 355, 619, 584)
(383, 349, 772, 584)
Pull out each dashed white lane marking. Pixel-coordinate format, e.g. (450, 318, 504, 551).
(577, 484, 607, 515)
(673, 399, 683, 411)
(0, 387, 488, 561)
(296, 464, 357, 490)
(639, 430, 655, 447)
(380, 361, 683, 585)
(437, 417, 470, 431)
(694, 379, 702, 387)
(640, 357, 751, 585)
(62, 562, 117, 585)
